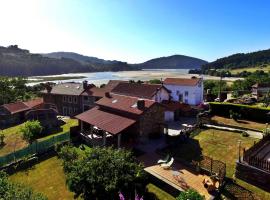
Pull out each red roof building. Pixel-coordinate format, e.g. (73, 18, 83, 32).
(75, 94, 165, 148)
(111, 82, 170, 102)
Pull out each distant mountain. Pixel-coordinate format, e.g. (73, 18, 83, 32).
(0, 45, 208, 76)
(43, 52, 119, 65)
(202, 49, 270, 73)
(134, 55, 208, 69)
(0, 45, 135, 76)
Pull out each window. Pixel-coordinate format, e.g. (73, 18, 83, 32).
(178, 94, 183, 102)
(68, 96, 72, 103)
(63, 106, 68, 116)
(176, 90, 180, 95)
(185, 91, 189, 96)
(63, 96, 67, 102)
(73, 96, 77, 104)
(69, 107, 73, 115)
(184, 99, 188, 104)
(73, 107, 78, 114)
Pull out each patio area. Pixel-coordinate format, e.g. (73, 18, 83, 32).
(167, 117, 197, 136)
(138, 153, 217, 200)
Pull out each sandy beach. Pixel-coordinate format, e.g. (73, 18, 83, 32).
(28, 70, 243, 86)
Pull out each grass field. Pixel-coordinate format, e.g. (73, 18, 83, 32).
(0, 119, 78, 156)
(146, 184, 176, 200)
(193, 129, 269, 199)
(10, 156, 176, 200)
(230, 65, 270, 75)
(10, 156, 74, 200)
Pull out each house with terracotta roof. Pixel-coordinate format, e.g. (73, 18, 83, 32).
(111, 82, 170, 103)
(0, 98, 43, 127)
(163, 77, 203, 105)
(41, 81, 106, 116)
(75, 93, 165, 148)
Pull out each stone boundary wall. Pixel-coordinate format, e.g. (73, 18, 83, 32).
(235, 161, 270, 192)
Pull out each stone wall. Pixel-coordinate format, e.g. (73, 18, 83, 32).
(139, 104, 165, 137)
(235, 161, 270, 192)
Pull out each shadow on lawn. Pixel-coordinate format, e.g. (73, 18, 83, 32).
(6, 150, 57, 175)
(222, 179, 256, 200)
(160, 137, 203, 163)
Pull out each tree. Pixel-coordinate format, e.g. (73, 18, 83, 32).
(176, 189, 204, 200)
(20, 120, 43, 143)
(0, 171, 47, 200)
(149, 79, 162, 84)
(59, 146, 146, 200)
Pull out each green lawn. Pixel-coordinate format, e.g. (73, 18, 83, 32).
(0, 119, 78, 156)
(146, 184, 175, 200)
(10, 156, 74, 200)
(165, 129, 270, 200)
(10, 155, 176, 200)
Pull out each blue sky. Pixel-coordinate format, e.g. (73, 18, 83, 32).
(0, 0, 270, 63)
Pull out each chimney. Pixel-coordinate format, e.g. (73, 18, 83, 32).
(137, 99, 145, 110)
(83, 80, 88, 90)
(45, 83, 52, 93)
(105, 92, 111, 98)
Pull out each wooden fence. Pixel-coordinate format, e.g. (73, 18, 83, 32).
(243, 135, 270, 172)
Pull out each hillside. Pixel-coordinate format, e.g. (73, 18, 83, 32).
(134, 55, 207, 69)
(43, 52, 119, 65)
(0, 45, 207, 76)
(202, 49, 270, 73)
(0, 45, 135, 76)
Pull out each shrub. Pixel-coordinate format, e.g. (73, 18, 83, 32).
(0, 171, 47, 200)
(59, 146, 146, 200)
(176, 189, 205, 200)
(263, 128, 270, 137)
(20, 120, 43, 143)
(229, 110, 241, 121)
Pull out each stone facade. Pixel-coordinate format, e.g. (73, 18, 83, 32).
(139, 104, 165, 137)
(235, 161, 270, 192)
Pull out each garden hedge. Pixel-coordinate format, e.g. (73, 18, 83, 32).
(209, 102, 270, 123)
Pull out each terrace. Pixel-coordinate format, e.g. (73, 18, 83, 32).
(139, 152, 218, 200)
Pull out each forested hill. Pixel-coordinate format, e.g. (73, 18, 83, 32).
(43, 52, 119, 65)
(0, 45, 207, 76)
(134, 55, 208, 69)
(202, 49, 270, 73)
(0, 45, 135, 76)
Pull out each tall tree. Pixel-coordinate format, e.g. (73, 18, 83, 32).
(59, 146, 146, 200)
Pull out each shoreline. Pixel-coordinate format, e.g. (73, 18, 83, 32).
(27, 70, 243, 86)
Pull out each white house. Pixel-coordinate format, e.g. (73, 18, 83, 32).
(163, 77, 204, 106)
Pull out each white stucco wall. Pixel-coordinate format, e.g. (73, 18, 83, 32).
(152, 87, 170, 103)
(164, 81, 204, 105)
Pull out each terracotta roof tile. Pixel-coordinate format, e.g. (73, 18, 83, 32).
(75, 106, 136, 135)
(111, 82, 168, 99)
(162, 100, 192, 112)
(96, 94, 156, 115)
(81, 87, 106, 97)
(164, 78, 201, 86)
(2, 102, 29, 114)
(23, 98, 43, 108)
(103, 80, 128, 92)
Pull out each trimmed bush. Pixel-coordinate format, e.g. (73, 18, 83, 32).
(209, 102, 270, 123)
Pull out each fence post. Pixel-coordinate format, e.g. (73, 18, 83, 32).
(210, 157, 213, 174)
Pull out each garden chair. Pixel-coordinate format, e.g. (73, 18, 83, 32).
(157, 154, 170, 164)
(161, 157, 174, 169)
